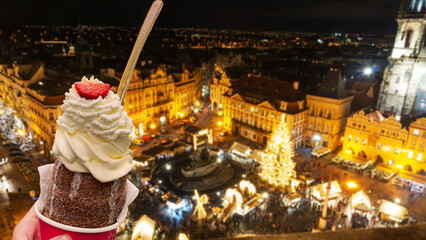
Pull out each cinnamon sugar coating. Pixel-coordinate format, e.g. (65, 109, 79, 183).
(43, 161, 127, 228)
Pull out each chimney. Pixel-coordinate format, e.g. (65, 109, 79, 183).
(293, 81, 299, 90)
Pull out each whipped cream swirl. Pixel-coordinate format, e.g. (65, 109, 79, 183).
(53, 76, 134, 183)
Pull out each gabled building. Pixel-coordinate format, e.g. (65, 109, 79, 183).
(341, 110, 426, 192)
(218, 76, 307, 148)
(120, 65, 200, 135)
(304, 69, 354, 151)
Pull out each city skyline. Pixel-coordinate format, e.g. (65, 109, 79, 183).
(1, 0, 401, 34)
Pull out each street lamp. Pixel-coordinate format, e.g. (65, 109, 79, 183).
(346, 181, 357, 189)
(395, 198, 400, 204)
(363, 67, 373, 75)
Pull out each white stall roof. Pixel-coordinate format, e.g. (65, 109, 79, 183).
(378, 200, 407, 221)
(230, 142, 252, 157)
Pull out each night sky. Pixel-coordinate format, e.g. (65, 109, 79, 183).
(1, 0, 402, 34)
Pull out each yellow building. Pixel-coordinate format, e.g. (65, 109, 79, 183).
(304, 68, 354, 151)
(405, 118, 426, 176)
(120, 65, 200, 134)
(219, 76, 307, 148)
(0, 63, 81, 159)
(305, 94, 354, 151)
(340, 110, 426, 191)
(0, 63, 44, 121)
(210, 72, 232, 110)
(123, 66, 175, 134)
(172, 68, 199, 120)
(25, 88, 64, 159)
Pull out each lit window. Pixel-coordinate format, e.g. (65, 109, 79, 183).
(388, 160, 394, 166)
(354, 137, 359, 143)
(417, 153, 423, 161)
(413, 129, 419, 135)
(408, 151, 414, 159)
(362, 139, 367, 145)
(394, 148, 400, 154)
(383, 145, 391, 152)
(348, 135, 352, 141)
(377, 143, 382, 149)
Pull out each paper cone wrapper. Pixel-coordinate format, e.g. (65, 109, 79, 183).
(35, 164, 139, 240)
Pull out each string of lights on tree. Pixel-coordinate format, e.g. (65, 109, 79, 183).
(259, 114, 296, 188)
(0, 101, 35, 152)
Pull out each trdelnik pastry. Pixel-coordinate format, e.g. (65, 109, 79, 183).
(43, 76, 134, 228)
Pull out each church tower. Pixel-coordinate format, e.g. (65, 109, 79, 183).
(75, 24, 94, 70)
(377, 0, 426, 119)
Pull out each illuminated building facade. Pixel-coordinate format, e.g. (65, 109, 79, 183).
(25, 89, 64, 159)
(122, 66, 199, 134)
(173, 68, 199, 120)
(210, 72, 232, 110)
(304, 69, 354, 151)
(123, 67, 175, 134)
(218, 76, 307, 148)
(341, 110, 426, 188)
(305, 94, 353, 151)
(377, 0, 426, 119)
(0, 63, 78, 159)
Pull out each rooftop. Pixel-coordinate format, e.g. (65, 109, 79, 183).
(230, 77, 305, 103)
(28, 75, 77, 97)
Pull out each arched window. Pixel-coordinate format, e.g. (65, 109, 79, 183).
(417, 169, 426, 176)
(358, 151, 367, 159)
(404, 165, 413, 172)
(405, 29, 413, 48)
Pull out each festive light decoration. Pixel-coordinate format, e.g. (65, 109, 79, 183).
(0, 101, 35, 152)
(20, 135, 35, 152)
(178, 233, 189, 240)
(218, 188, 242, 222)
(224, 188, 243, 205)
(259, 114, 296, 188)
(193, 189, 208, 221)
(239, 180, 256, 196)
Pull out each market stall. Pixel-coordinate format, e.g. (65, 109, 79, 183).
(378, 199, 407, 223)
(310, 181, 342, 201)
(351, 190, 371, 213)
(132, 215, 157, 240)
(284, 192, 303, 208)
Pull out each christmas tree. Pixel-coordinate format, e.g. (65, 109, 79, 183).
(259, 114, 296, 188)
(0, 105, 35, 151)
(20, 135, 35, 152)
(0, 107, 19, 142)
